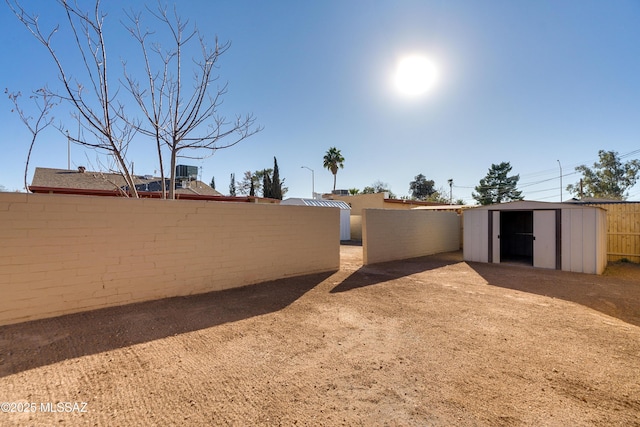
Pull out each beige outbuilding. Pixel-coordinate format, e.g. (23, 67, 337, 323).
(463, 201, 607, 274)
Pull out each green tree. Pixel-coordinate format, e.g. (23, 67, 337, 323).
(567, 150, 640, 200)
(409, 174, 436, 200)
(271, 157, 283, 200)
(238, 165, 287, 199)
(229, 173, 236, 196)
(238, 170, 266, 196)
(210, 176, 216, 190)
(362, 180, 396, 198)
(262, 170, 273, 198)
(472, 162, 523, 205)
(348, 188, 360, 195)
(423, 186, 450, 204)
(323, 147, 345, 191)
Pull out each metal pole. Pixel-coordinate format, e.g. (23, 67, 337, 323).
(301, 166, 314, 199)
(557, 160, 562, 202)
(447, 178, 453, 205)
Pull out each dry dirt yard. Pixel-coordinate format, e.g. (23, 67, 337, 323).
(1, 245, 640, 426)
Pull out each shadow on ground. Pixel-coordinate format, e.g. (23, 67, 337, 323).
(469, 261, 640, 327)
(331, 252, 463, 293)
(0, 271, 334, 378)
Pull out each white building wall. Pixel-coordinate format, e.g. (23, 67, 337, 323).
(339, 209, 351, 240)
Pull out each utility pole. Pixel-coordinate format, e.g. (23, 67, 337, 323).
(557, 160, 562, 202)
(447, 178, 453, 205)
(580, 179, 583, 199)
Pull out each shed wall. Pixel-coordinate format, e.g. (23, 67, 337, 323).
(463, 209, 489, 263)
(339, 209, 351, 240)
(463, 204, 607, 274)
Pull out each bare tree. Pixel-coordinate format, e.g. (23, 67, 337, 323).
(6, 88, 57, 192)
(122, 3, 261, 199)
(7, 0, 141, 197)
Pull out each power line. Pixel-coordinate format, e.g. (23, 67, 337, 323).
(454, 148, 640, 192)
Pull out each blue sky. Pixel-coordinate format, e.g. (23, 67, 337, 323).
(1, 0, 639, 202)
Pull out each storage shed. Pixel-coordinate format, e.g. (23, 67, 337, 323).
(463, 201, 607, 274)
(281, 198, 351, 241)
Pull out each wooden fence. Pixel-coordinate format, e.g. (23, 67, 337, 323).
(586, 202, 640, 263)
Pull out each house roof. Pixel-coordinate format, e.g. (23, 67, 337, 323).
(382, 198, 449, 207)
(30, 167, 222, 196)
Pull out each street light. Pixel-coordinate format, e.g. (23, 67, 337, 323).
(301, 166, 314, 199)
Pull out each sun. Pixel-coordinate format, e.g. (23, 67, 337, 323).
(394, 55, 438, 96)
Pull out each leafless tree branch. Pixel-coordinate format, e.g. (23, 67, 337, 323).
(6, 0, 139, 197)
(121, 1, 262, 199)
(5, 88, 57, 192)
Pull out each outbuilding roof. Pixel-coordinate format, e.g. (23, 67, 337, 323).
(281, 198, 351, 210)
(469, 200, 605, 211)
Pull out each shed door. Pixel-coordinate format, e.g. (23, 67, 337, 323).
(533, 210, 556, 269)
(492, 211, 500, 263)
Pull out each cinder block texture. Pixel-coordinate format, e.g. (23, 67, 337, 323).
(0, 193, 340, 326)
(362, 209, 460, 265)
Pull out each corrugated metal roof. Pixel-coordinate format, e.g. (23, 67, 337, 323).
(282, 198, 351, 209)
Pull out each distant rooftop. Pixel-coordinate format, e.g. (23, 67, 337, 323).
(30, 167, 222, 197)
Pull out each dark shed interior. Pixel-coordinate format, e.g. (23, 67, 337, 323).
(500, 210, 533, 265)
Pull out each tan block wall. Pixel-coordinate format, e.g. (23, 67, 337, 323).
(350, 215, 362, 240)
(362, 209, 461, 265)
(0, 193, 339, 326)
(330, 193, 386, 215)
(330, 193, 444, 215)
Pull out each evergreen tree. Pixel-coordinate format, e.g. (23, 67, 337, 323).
(472, 162, 523, 205)
(262, 169, 273, 198)
(229, 173, 236, 196)
(249, 179, 255, 196)
(271, 157, 283, 200)
(209, 176, 215, 189)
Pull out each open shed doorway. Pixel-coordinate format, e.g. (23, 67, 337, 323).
(500, 210, 533, 265)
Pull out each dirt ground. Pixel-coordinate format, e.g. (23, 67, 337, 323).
(1, 246, 640, 426)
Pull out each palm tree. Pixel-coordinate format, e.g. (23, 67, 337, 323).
(323, 147, 345, 191)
